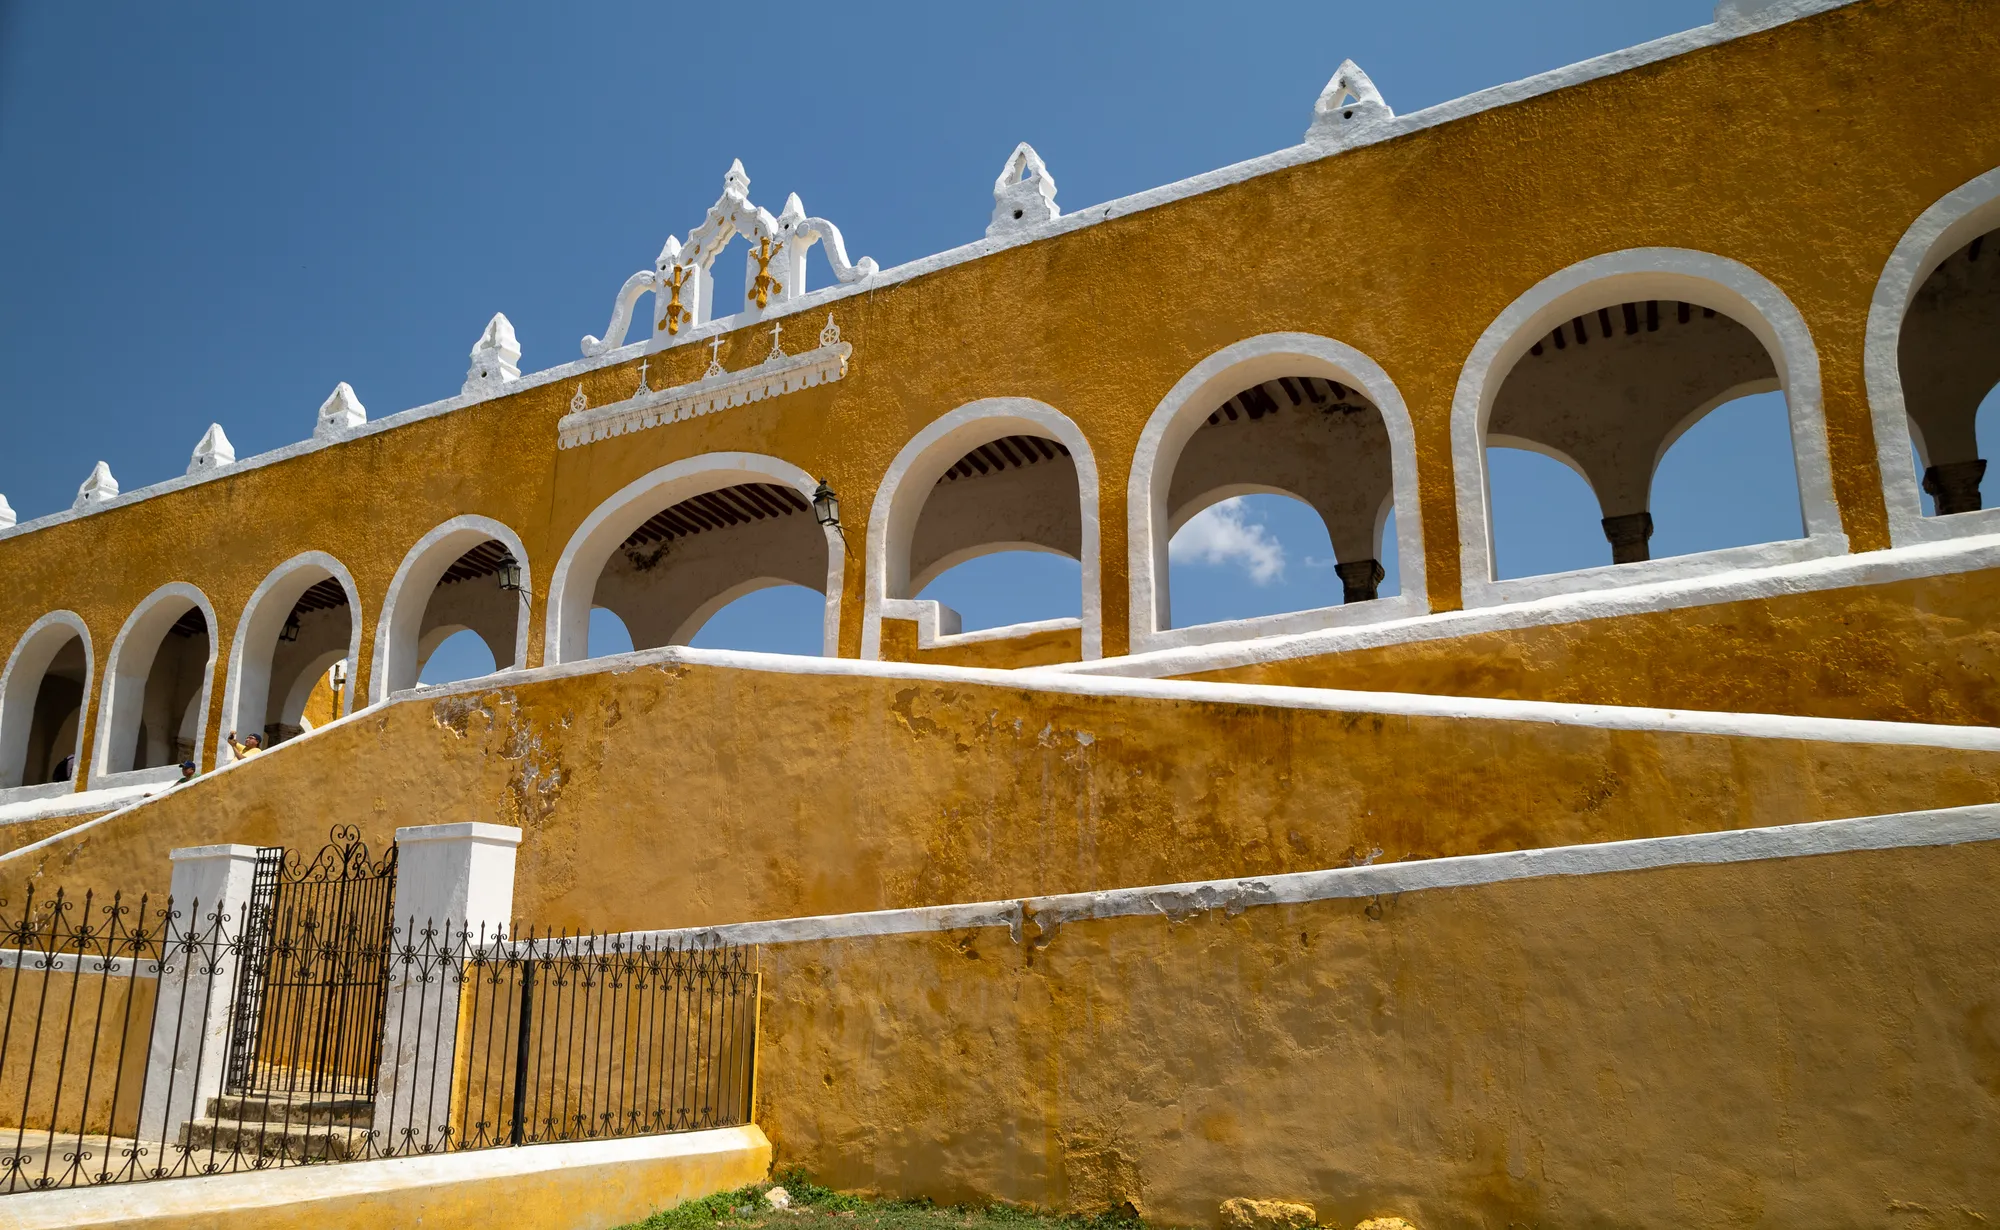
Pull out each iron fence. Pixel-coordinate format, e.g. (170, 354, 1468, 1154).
(0, 881, 757, 1195)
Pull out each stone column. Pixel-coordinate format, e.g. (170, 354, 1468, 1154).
(138, 844, 261, 1155)
(1923, 460, 1986, 516)
(1334, 559, 1385, 603)
(372, 822, 521, 1153)
(1600, 511, 1654, 564)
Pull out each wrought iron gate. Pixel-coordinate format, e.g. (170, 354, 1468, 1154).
(222, 826, 398, 1099)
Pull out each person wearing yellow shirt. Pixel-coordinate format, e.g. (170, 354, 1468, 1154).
(227, 731, 265, 761)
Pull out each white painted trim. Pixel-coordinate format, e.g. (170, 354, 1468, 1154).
(0, 779, 155, 828)
(623, 803, 2000, 950)
(542, 453, 843, 664)
(1451, 247, 1846, 608)
(216, 551, 362, 765)
(1126, 333, 1428, 654)
(1866, 166, 2000, 547)
(371, 516, 532, 703)
(90, 583, 218, 782)
(0, 947, 161, 977)
(862, 398, 1102, 661)
(0, 610, 92, 791)
(0, 3, 1856, 544)
(558, 340, 851, 448)
(1, 1124, 770, 1230)
(1057, 526, 2000, 682)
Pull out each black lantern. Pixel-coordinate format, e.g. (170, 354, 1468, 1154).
(811, 479, 841, 529)
(279, 610, 301, 643)
(497, 552, 526, 593)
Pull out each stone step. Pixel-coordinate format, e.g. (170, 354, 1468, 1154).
(206, 1092, 374, 1126)
(178, 1115, 371, 1163)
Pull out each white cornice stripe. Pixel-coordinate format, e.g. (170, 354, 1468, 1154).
(611, 803, 2000, 949)
(0, 0, 1857, 542)
(1051, 530, 2000, 683)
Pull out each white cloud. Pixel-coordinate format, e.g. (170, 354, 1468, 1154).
(1169, 498, 1286, 585)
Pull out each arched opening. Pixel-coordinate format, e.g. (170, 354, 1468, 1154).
(96, 587, 216, 779)
(1454, 250, 1840, 607)
(221, 554, 359, 760)
(904, 434, 1082, 634)
(1162, 374, 1396, 627)
(418, 629, 498, 685)
(1128, 335, 1426, 653)
(545, 456, 841, 666)
(1898, 226, 2000, 516)
(0, 615, 91, 790)
(864, 399, 1102, 660)
(688, 583, 828, 655)
(1484, 299, 1795, 569)
(1486, 449, 1607, 578)
(373, 516, 530, 700)
(589, 483, 831, 654)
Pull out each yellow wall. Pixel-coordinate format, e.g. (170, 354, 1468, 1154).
(752, 837, 2000, 1225)
(2, 0, 1997, 782)
(1182, 564, 2000, 727)
(881, 619, 1083, 669)
(8, 660, 1999, 931)
(0, 968, 153, 1138)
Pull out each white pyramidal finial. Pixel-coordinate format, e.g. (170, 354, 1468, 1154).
(187, 423, 235, 475)
(988, 142, 1060, 238)
(73, 461, 119, 511)
(0, 493, 14, 530)
(463, 312, 523, 394)
(723, 158, 750, 197)
(315, 382, 366, 441)
(1306, 59, 1394, 146)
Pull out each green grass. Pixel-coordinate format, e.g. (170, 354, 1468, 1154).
(618, 1170, 1145, 1230)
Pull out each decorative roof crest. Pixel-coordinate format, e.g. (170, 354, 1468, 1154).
(315, 382, 367, 441)
(582, 161, 879, 357)
(73, 461, 118, 511)
(987, 142, 1060, 237)
(188, 423, 235, 476)
(464, 312, 522, 394)
(0, 493, 14, 530)
(1305, 59, 1394, 147)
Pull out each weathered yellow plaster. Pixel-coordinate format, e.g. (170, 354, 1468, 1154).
(880, 620, 1083, 669)
(1184, 565, 2000, 726)
(3, 1123, 771, 1230)
(751, 840, 2000, 1225)
(8, 661, 1998, 932)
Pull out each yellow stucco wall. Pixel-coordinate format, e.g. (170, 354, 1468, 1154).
(752, 838, 2000, 1226)
(2, 0, 1997, 786)
(1183, 564, 2000, 726)
(881, 620, 1084, 669)
(7, 659, 1998, 931)
(5, 1124, 772, 1230)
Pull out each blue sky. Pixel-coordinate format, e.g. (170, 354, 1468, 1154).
(3, 1, 1980, 682)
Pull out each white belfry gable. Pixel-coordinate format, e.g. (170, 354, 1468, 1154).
(314, 382, 367, 441)
(464, 312, 523, 394)
(73, 461, 118, 511)
(581, 161, 878, 357)
(559, 316, 851, 449)
(987, 143, 1060, 238)
(1306, 59, 1394, 147)
(187, 423, 235, 476)
(0, 493, 13, 529)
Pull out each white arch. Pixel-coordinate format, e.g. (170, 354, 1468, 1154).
(1451, 247, 1844, 609)
(216, 551, 362, 763)
(371, 515, 531, 702)
(544, 453, 844, 664)
(1127, 333, 1428, 654)
(862, 398, 1102, 661)
(0, 611, 93, 793)
(1867, 166, 2000, 547)
(278, 651, 349, 728)
(92, 582, 218, 782)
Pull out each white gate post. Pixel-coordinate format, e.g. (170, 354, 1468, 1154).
(138, 844, 261, 1156)
(372, 822, 521, 1153)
